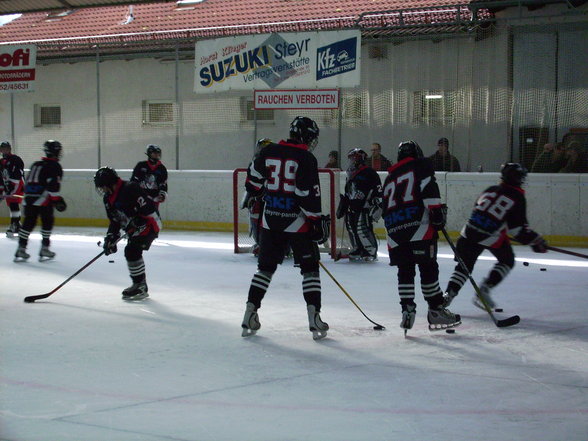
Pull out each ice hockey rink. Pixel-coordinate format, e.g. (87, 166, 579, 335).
(1, 227, 587, 441)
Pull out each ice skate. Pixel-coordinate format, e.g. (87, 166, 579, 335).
(472, 284, 495, 311)
(307, 305, 329, 340)
(442, 289, 458, 308)
(6, 221, 20, 239)
(241, 302, 260, 337)
(14, 246, 30, 262)
(122, 281, 149, 301)
(362, 254, 378, 262)
(39, 246, 56, 262)
(427, 307, 461, 331)
(400, 304, 416, 336)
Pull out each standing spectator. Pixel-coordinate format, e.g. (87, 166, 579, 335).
(443, 163, 548, 310)
(382, 141, 460, 333)
(429, 137, 461, 172)
(324, 150, 340, 169)
(94, 166, 162, 301)
(241, 116, 331, 340)
(367, 143, 392, 171)
(559, 142, 588, 173)
(336, 148, 382, 262)
(14, 141, 66, 262)
(531, 142, 566, 173)
(131, 145, 168, 209)
(0, 141, 25, 238)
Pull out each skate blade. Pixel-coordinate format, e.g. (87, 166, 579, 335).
(13, 256, 29, 263)
(38, 256, 55, 262)
(311, 329, 327, 340)
(241, 327, 257, 337)
(122, 293, 149, 301)
(428, 320, 461, 331)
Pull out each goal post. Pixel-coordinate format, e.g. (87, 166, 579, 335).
(233, 168, 344, 258)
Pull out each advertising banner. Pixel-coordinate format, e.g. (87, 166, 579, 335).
(254, 89, 339, 109)
(0, 45, 36, 93)
(194, 30, 360, 94)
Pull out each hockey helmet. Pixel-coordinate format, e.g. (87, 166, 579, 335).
(0, 141, 11, 157)
(347, 148, 367, 165)
(43, 140, 63, 159)
(500, 162, 527, 187)
(94, 166, 119, 193)
(289, 116, 319, 151)
(397, 141, 423, 162)
(256, 138, 272, 152)
(146, 144, 162, 162)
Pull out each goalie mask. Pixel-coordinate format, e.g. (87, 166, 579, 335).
(43, 140, 63, 160)
(501, 162, 527, 187)
(397, 141, 423, 162)
(289, 116, 319, 151)
(94, 166, 119, 195)
(346, 148, 367, 176)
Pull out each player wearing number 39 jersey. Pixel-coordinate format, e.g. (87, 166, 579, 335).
(241, 116, 331, 340)
(443, 163, 547, 310)
(383, 141, 461, 333)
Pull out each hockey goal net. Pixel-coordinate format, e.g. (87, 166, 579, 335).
(232, 168, 348, 258)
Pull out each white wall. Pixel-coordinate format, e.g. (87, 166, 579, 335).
(41, 170, 588, 243)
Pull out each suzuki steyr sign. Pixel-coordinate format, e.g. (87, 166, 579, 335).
(194, 30, 360, 93)
(0, 45, 36, 93)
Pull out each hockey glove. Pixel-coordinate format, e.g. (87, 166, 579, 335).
(310, 215, 331, 245)
(53, 197, 67, 212)
(126, 217, 147, 237)
(530, 235, 548, 253)
(157, 191, 167, 203)
(336, 194, 349, 219)
(429, 204, 447, 230)
(103, 233, 119, 256)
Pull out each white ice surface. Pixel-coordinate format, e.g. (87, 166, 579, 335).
(1, 228, 587, 441)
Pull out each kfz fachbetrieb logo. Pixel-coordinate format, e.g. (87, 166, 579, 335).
(316, 37, 357, 81)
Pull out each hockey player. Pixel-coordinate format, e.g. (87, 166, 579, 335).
(443, 163, 547, 309)
(131, 144, 168, 208)
(14, 140, 66, 262)
(0, 141, 25, 238)
(94, 166, 162, 301)
(336, 148, 382, 262)
(382, 141, 461, 332)
(241, 116, 331, 340)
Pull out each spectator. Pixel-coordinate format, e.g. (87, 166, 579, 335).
(531, 142, 566, 173)
(324, 150, 340, 169)
(366, 143, 392, 171)
(559, 142, 588, 173)
(429, 137, 461, 172)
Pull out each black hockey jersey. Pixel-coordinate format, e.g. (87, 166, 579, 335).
(0, 153, 25, 197)
(382, 157, 442, 248)
(23, 157, 63, 207)
(245, 139, 322, 233)
(103, 179, 162, 237)
(461, 183, 540, 248)
(130, 160, 168, 201)
(344, 165, 382, 211)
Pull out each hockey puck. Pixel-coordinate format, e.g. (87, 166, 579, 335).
(108, 260, 115, 263)
(445, 329, 455, 334)
(540, 268, 547, 271)
(523, 261, 529, 266)
(494, 308, 503, 313)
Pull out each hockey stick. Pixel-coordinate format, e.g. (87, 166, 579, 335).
(546, 246, 588, 260)
(441, 228, 520, 328)
(24, 235, 126, 303)
(318, 261, 386, 330)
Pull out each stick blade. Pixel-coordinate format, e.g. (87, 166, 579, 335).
(24, 294, 50, 303)
(496, 315, 520, 328)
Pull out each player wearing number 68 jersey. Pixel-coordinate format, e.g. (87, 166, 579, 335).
(443, 163, 547, 310)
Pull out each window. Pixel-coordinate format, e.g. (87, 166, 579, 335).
(34, 104, 61, 127)
(241, 97, 274, 122)
(142, 100, 175, 126)
(413, 90, 455, 126)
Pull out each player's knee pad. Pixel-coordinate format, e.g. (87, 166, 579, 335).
(397, 263, 416, 284)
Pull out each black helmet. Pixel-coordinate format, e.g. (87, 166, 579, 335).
(146, 144, 162, 161)
(397, 141, 423, 162)
(501, 163, 527, 187)
(347, 148, 367, 165)
(94, 166, 119, 188)
(0, 141, 11, 150)
(43, 140, 62, 159)
(289, 116, 319, 151)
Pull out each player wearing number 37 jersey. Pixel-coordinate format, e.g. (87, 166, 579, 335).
(443, 163, 547, 310)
